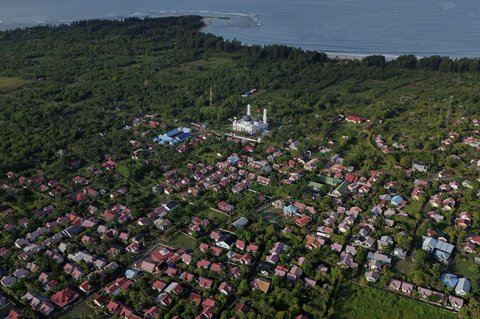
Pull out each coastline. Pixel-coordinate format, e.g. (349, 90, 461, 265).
(324, 52, 399, 61)
(202, 16, 396, 62)
(202, 16, 408, 61)
(0, 15, 435, 61)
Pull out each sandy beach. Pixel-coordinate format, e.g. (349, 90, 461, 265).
(325, 52, 399, 61)
(201, 17, 214, 30)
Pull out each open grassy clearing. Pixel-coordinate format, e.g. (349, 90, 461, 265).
(393, 256, 415, 277)
(57, 298, 107, 319)
(451, 254, 480, 282)
(0, 76, 27, 89)
(166, 232, 197, 250)
(333, 281, 457, 319)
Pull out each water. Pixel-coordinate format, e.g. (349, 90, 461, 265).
(0, 0, 479, 57)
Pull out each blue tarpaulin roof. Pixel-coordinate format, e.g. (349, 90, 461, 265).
(441, 273, 458, 288)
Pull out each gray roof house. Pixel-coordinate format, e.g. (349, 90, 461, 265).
(455, 278, 471, 296)
(232, 217, 249, 229)
(412, 161, 429, 172)
(0, 276, 16, 287)
(394, 248, 407, 258)
(216, 234, 237, 250)
(367, 252, 392, 264)
(422, 236, 454, 262)
(365, 270, 381, 283)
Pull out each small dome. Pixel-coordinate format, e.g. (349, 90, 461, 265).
(241, 115, 252, 122)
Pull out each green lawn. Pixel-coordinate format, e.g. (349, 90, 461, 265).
(393, 256, 415, 277)
(333, 281, 457, 319)
(260, 207, 283, 223)
(0, 76, 27, 89)
(167, 233, 197, 249)
(404, 199, 424, 217)
(451, 254, 480, 281)
(57, 298, 107, 319)
(198, 207, 230, 224)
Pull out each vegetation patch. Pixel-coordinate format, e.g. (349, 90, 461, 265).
(451, 254, 480, 282)
(198, 207, 230, 224)
(333, 281, 456, 319)
(167, 232, 197, 249)
(0, 76, 27, 90)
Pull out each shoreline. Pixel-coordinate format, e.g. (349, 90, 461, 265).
(201, 16, 387, 61)
(202, 16, 408, 61)
(324, 53, 399, 61)
(0, 15, 455, 61)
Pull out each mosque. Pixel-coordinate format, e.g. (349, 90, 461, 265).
(232, 104, 268, 135)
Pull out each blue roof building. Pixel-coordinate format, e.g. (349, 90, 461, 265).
(227, 156, 240, 164)
(441, 273, 458, 288)
(166, 128, 180, 137)
(177, 132, 190, 141)
(391, 195, 404, 206)
(435, 250, 451, 262)
(154, 127, 192, 146)
(283, 205, 300, 217)
(154, 135, 174, 144)
(125, 268, 140, 279)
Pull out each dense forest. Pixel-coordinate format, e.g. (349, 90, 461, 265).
(1, 16, 480, 177)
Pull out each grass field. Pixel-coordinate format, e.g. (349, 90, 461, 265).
(0, 76, 27, 89)
(167, 232, 197, 249)
(404, 199, 424, 217)
(180, 56, 234, 71)
(452, 254, 480, 281)
(198, 207, 230, 224)
(57, 298, 106, 319)
(393, 256, 415, 277)
(333, 281, 457, 319)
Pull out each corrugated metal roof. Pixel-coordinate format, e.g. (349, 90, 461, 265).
(166, 129, 180, 137)
(436, 240, 454, 253)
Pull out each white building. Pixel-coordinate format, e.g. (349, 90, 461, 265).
(455, 278, 471, 296)
(232, 104, 268, 134)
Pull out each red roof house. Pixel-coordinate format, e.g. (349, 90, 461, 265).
(50, 287, 79, 308)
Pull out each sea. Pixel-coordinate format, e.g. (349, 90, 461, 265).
(0, 0, 479, 58)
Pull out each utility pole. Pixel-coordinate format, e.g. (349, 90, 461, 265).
(209, 86, 213, 107)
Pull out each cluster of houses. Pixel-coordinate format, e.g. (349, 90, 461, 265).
(0, 155, 189, 317)
(2, 113, 480, 318)
(389, 279, 464, 311)
(110, 230, 262, 318)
